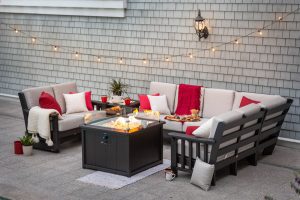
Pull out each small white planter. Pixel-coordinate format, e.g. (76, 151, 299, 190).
(22, 145, 33, 156)
(111, 95, 123, 103)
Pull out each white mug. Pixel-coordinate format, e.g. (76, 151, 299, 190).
(165, 171, 176, 181)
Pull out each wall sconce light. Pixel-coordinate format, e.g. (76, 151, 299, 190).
(194, 10, 209, 40)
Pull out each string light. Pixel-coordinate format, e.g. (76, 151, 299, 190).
(75, 52, 79, 57)
(1, 7, 298, 63)
(97, 57, 101, 62)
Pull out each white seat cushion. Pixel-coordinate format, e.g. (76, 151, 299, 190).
(59, 114, 84, 131)
(233, 92, 287, 133)
(234, 103, 262, 117)
(182, 118, 209, 132)
(202, 88, 235, 118)
(22, 86, 54, 109)
(232, 92, 287, 110)
(210, 110, 243, 138)
(59, 111, 106, 131)
(159, 115, 183, 132)
(149, 82, 177, 113)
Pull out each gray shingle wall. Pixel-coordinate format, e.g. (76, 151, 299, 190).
(0, 0, 299, 139)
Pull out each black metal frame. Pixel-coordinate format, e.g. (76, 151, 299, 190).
(168, 99, 293, 186)
(18, 91, 99, 153)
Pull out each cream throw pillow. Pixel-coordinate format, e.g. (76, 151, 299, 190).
(192, 117, 214, 138)
(148, 95, 171, 115)
(63, 92, 88, 114)
(190, 157, 215, 191)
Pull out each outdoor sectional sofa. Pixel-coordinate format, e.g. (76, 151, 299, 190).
(144, 82, 293, 185)
(18, 82, 104, 152)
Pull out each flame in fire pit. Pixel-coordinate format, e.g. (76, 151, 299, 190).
(101, 116, 142, 133)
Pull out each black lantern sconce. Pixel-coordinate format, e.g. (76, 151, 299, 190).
(194, 10, 209, 40)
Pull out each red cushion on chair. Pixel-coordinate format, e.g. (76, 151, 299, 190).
(138, 93, 160, 111)
(186, 126, 200, 136)
(69, 91, 93, 111)
(39, 91, 62, 114)
(239, 96, 260, 108)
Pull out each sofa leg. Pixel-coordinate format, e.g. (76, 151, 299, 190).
(229, 162, 237, 176)
(247, 154, 257, 166)
(211, 173, 216, 186)
(263, 144, 276, 155)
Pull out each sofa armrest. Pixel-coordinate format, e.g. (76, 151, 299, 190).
(168, 132, 215, 144)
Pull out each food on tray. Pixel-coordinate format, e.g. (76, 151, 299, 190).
(106, 106, 122, 115)
(164, 114, 200, 122)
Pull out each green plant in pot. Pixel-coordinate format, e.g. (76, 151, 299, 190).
(19, 134, 35, 156)
(109, 79, 129, 103)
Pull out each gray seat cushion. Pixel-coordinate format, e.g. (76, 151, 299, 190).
(22, 86, 54, 109)
(159, 114, 183, 132)
(52, 82, 77, 114)
(149, 82, 177, 113)
(59, 111, 106, 131)
(182, 118, 209, 132)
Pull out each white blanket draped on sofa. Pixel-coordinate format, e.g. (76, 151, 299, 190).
(27, 106, 62, 146)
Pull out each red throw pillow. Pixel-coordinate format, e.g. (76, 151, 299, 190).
(69, 91, 93, 111)
(138, 93, 160, 111)
(239, 96, 260, 108)
(186, 126, 200, 136)
(39, 91, 62, 115)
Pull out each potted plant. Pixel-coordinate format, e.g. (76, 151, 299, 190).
(19, 134, 34, 156)
(109, 79, 128, 103)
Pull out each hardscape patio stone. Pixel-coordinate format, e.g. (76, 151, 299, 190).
(0, 96, 299, 200)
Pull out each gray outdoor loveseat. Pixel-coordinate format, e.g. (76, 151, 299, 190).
(18, 82, 104, 152)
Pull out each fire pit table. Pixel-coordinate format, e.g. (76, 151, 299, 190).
(81, 116, 165, 177)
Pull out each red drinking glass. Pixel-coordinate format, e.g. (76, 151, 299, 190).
(101, 96, 108, 103)
(124, 98, 131, 106)
(14, 141, 23, 155)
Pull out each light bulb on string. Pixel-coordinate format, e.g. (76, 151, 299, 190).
(75, 52, 79, 57)
(165, 57, 170, 62)
(97, 57, 101, 62)
(14, 29, 18, 33)
(258, 30, 263, 35)
(32, 37, 36, 43)
(211, 48, 216, 52)
(119, 57, 123, 64)
(53, 46, 58, 51)
(189, 53, 193, 58)
(278, 16, 283, 21)
(234, 39, 239, 44)
(143, 59, 147, 64)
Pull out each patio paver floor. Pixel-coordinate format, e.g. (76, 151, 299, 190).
(0, 96, 299, 200)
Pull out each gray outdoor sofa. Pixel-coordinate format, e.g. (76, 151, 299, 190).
(141, 82, 293, 185)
